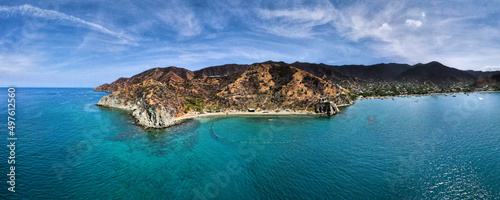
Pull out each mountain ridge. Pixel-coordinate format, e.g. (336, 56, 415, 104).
(96, 61, 498, 92)
(395, 61, 477, 83)
(95, 61, 499, 128)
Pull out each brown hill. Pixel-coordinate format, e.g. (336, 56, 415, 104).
(96, 62, 353, 128)
(95, 64, 248, 92)
(216, 63, 351, 110)
(95, 67, 193, 92)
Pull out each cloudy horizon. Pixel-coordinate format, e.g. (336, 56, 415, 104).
(1, 0, 500, 87)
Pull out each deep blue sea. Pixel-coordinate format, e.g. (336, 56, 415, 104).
(0, 88, 499, 199)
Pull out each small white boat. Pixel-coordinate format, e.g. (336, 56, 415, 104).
(479, 98, 484, 101)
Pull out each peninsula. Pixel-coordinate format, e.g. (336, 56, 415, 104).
(95, 61, 500, 128)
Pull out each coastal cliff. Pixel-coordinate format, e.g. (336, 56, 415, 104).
(97, 80, 184, 128)
(96, 62, 354, 128)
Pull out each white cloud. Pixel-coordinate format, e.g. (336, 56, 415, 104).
(155, 1, 202, 37)
(258, 7, 333, 22)
(328, 2, 441, 65)
(482, 65, 500, 71)
(255, 6, 336, 38)
(379, 23, 392, 31)
(332, 2, 404, 42)
(0, 4, 132, 42)
(406, 19, 422, 27)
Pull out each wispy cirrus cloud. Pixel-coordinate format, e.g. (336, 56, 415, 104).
(255, 5, 336, 38)
(155, 1, 202, 37)
(0, 4, 133, 42)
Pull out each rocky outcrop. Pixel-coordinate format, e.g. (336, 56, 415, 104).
(314, 99, 341, 116)
(334, 93, 353, 106)
(97, 80, 184, 128)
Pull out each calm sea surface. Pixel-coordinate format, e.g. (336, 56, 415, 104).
(0, 88, 499, 199)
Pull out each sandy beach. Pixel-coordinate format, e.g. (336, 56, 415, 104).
(173, 101, 355, 122)
(175, 110, 317, 122)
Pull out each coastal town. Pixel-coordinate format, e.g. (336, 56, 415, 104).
(345, 81, 498, 99)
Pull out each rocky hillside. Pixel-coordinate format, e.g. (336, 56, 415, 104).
(286, 61, 359, 83)
(95, 64, 248, 92)
(94, 67, 194, 92)
(95, 61, 492, 93)
(215, 63, 352, 110)
(97, 80, 185, 127)
(96, 62, 353, 128)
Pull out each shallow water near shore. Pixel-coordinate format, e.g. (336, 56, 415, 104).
(1, 88, 499, 199)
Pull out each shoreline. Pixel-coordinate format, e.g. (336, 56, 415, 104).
(98, 90, 498, 129)
(173, 102, 354, 124)
(173, 91, 499, 125)
(174, 110, 320, 124)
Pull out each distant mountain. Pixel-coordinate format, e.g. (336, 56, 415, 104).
(329, 63, 414, 81)
(193, 64, 249, 78)
(474, 73, 500, 87)
(395, 61, 476, 83)
(465, 70, 500, 79)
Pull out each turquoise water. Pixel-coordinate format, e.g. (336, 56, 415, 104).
(1, 88, 499, 199)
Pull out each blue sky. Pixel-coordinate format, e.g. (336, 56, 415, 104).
(1, 0, 500, 87)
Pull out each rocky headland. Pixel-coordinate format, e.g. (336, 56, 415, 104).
(96, 62, 353, 128)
